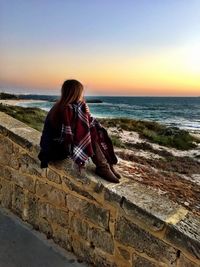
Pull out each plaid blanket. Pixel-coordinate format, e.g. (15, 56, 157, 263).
(60, 100, 118, 167)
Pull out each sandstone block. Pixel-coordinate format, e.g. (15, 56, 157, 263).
(115, 216, 177, 266)
(19, 152, 46, 177)
(0, 135, 13, 153)
(71, 237, 94, 264)
(0, 178, 2, 194)
(26, 192, 39, 226)
(37, 217, 53, 239)
(66, 194, 109, 229)
(38, 202, 70, 227)
(12, 143, 20, 154)
(88, 226, 114, 254)
(104, 186, 122, 203)
(10, 155, 20, 169)
(0, 166, 12, 180)
(46, 169, 61, 184)
(177, 253, 200, 267)
(121, 198, 165, 232)
(12, 170, 35, 192)
(0, 112, 40, 151)
(11, 184, 24, 217)
(62, 176, 95, 201)
(94, 181, 104, 193)
(35, 180, 66, 207)
(165, 212, 200, 261)
(52, 224, 72, 251)
(132, 253, 159, 267)
(0, 178, 13, 208)
(70, 215, 114, 254)
(105, 181, 185, 224)
(1, 166, 35, 192)
(118, 246, 130, 261)
(91, 248, 118, 267)
(0, 136, 13, 165)
(70, 215, 89, 241)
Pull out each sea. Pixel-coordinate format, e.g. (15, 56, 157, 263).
(16, 95, 200, 132)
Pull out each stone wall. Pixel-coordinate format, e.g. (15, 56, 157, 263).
(0, 111, 199, 267)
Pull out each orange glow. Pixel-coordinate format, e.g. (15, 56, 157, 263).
(1, 44, 200, 96)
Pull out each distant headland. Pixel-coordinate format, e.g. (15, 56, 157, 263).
(0, 92, 103, 103)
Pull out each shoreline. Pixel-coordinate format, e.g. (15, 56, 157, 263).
(1, 98, 200, 135)
(0, 99, 47, 106)
(0, 100, 199, 197)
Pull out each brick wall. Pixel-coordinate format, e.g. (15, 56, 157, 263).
(0, 112, 199, 267)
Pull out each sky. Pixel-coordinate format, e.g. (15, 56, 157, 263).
(0, 0, 200, 96)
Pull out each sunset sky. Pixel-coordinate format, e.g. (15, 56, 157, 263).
(0, 0, 200, 96)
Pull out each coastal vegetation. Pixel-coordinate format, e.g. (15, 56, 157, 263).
(0, 103, 46, 131)
(99, 118, 200, 150)
(0, 104, 199, 150)
(116, 149, 200, 176)
(0, 92, 19, 100)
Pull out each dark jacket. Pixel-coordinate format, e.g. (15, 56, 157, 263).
(38, 111, 71, 168)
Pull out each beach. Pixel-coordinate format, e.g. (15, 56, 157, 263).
(1, 96, 200, 134)
(0, 99, 46, 106)
(1, 96, 200, 133)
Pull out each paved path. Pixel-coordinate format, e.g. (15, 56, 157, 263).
(0, 208, 89, 267)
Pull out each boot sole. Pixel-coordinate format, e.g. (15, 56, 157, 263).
(95, 170, 120, 183)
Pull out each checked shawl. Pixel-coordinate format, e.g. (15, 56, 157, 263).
(60, 100, 117, 167)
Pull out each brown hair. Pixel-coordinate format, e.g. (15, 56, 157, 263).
(49, 79, 84, 128)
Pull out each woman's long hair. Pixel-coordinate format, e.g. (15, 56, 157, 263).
(49, 79, 84, 128)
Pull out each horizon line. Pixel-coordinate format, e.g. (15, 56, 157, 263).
(0, 91, 199, 98)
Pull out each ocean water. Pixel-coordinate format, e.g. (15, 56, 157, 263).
(17, 96, 200, 132)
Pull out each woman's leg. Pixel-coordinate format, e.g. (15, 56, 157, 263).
(91, 141, 119, 183)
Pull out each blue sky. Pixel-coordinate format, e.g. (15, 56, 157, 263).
(1, 0, 200, 95)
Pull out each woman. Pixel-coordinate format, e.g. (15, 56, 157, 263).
(38, 79, 121, 183)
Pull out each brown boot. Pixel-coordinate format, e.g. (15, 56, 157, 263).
(95, 164, 120, 183)
(91, 141, 119, 183)
(110, 164, 122, 179)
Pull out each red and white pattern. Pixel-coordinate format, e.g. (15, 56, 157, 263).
(60, 100, 118, 167)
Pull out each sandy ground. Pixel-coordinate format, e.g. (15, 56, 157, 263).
(107, 127, 200, 159)
(108, 126, 200, 198)
(0, 99, 46, 106)
(107, 127, 200, 214)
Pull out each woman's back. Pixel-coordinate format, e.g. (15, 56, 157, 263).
(38, 79, 121, 182)
(38, 103, 73, 167)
